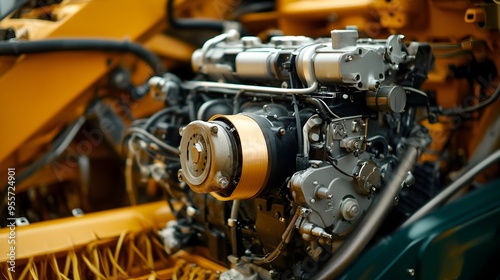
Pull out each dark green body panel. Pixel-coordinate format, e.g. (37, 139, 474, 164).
(340, 180, 500, 280)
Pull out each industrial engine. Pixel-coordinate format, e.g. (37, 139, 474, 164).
(127, 29, 433, 279)
(1, 1, 500, 279)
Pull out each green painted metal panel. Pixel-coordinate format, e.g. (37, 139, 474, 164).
(340, 180, 500, 280)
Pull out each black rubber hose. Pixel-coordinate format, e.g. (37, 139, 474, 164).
(441, 83, 500, 116)
(0, 39, 166, 74)
(229, 2, 276, 20)
(166, 0, 224, 31)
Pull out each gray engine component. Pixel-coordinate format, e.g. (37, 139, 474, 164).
(147, 27, 433, 279)
(290, 118, 378, 237)
(191, 29, 412, 92)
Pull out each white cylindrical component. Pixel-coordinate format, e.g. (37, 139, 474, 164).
(311, 52, 344, 83)
(235, 51, 275, 80)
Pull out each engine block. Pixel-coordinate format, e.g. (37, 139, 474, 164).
(147, 29, 432, 279)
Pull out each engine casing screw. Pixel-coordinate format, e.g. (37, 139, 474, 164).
(218, 176, 229, 188)
(211, 126, 218, 135)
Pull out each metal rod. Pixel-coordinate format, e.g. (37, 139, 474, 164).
(229, 200, 241, 256)
(401, 149, 500, 228)
(182, 80, 318, 95)
(184, 45, 322, 95)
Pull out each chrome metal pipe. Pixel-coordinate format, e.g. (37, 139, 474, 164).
(401, 149, 500, 228)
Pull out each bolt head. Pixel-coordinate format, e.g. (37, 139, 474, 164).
(218, 176, 229, 188)
(210, 126, 218, 135)
(190, 142, 204, 163)
(341, 198, 360, 220)
(348, 204, 359, 216)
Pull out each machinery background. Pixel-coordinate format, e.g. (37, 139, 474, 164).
(0, 0, 499, 279)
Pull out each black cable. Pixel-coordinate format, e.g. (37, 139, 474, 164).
(326, 155, 356, 178)
(166, 0, 224, 31)
(291, 93, 303, 157)
(6, 116, 85, 187)
(0, 39, 165, 74)
(124, 127, 180, 156)
(164, 191, 179, 218)
(286, 71, 306, 159)
(142, 107, 184, 132)
(0, 116, 86, 222)
(441, 83, 500, 116)
(241, 207, 299, 265)
(229, 2, 276, 20)
(304, 97, 339, 121)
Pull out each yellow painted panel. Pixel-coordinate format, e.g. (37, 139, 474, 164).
(0, 52, 112, 163)
(0, 0, 167, 163)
